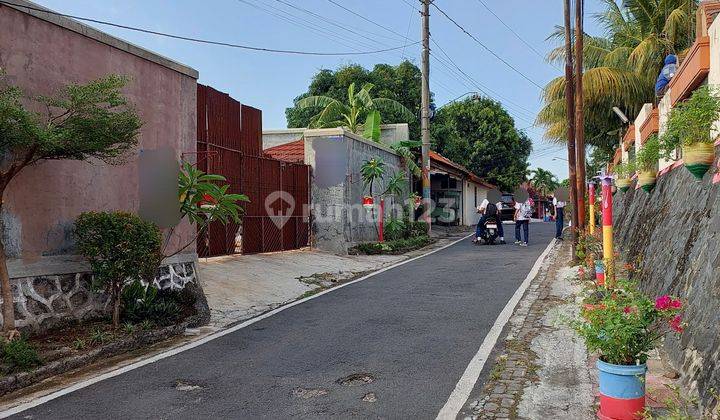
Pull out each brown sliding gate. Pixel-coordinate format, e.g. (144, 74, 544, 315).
(196, 84, 310, 257)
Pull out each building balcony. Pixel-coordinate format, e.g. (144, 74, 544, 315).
(639, 107, 659, 145)
(623, 124, 635, 149)
(669, 36, 710, 106)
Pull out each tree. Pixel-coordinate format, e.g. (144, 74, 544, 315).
(286, 61, 428, 140)
(529, 168, 560, 197)
(0, 73, 142, 335)
(296, 82, 414, 142)
(538, 0, 696, 159)
(431, 96, 532, 191)
(75, 212, 162, 329)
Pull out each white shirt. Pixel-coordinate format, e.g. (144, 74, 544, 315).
(552, 198, 566, 208)
(477, 199, 502, 214)
(515, 201, 530, 221)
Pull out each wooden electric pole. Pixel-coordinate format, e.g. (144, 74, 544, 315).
(574, 0, 586, 232)
(421, 0, 432, 232)
(563, 0, 579, 249)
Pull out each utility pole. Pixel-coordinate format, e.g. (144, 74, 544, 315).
(574, 0, 586, 232)
(563, 0, 579, 251)
(420, 0, 432, 232)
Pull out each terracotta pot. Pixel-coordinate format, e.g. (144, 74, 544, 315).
(638, 171, 657, 193)
(615, 178, 632, 193)
(683, 142, 715, 180)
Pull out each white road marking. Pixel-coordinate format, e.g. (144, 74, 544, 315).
(0, 233, 473, 418)
(435, 238, 557, 420)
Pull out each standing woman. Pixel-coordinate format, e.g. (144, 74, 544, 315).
(552, 195, 566, 240)
(514, 198, 531, 246)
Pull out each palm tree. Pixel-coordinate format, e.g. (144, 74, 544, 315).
(529, 168, 560, 197)
(296, 82, 415, 142)
(537, 0, 696, 158)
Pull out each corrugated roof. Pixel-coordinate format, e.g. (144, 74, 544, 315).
(263, 139, 305, 163)
(429, 150, 496, 189)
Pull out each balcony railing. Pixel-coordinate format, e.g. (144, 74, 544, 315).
(623, 124, 635, 149)
(669, 36, 711, 106)
(639, 107, 659, 145)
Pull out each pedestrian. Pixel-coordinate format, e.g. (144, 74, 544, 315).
(552, 195, 566, 240)
(473, 197, 505, 244)
(514, 198, 531, 246)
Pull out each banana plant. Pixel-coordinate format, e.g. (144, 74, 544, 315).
(296, 82, 414, 142)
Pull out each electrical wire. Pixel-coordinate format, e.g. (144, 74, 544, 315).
(238, 0, 373, 51)
(430, 38, 537, 116)
(0, 0, 418, 56)
(326, 0, 417, 42)
(270, 0, 402, 46)
(475, 0, 560, 71)
(430, 2, 545, 90)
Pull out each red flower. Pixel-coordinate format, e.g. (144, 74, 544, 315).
(655, 295, 672, 310)
(623, 306, 637, 314)
(670, 299, 682, 309)
(669, 315, 684, 333)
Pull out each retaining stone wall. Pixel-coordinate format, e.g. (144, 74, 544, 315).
(612, 149, 720, 414)
(1, 261, 198, 331)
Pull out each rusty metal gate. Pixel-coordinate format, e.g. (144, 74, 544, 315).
(196, 84, 310, 257)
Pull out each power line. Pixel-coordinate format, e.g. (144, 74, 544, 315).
(430, 38, 537, 116)
(326, 0, 417, 42)
(239, 0, 372, 51)
(0, 0, 418, 56)
(270, 0, 401, 47)
(430, 2, 545, 90)
(475, 0, 560, 70)
(429, 50, 537, 123)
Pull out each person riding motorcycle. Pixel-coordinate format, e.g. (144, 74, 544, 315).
(473, 198, 505, 244)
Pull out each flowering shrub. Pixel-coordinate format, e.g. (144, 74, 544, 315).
(573, 281, 684, 365)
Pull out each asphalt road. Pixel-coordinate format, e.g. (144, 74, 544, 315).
(13, 222, 555, 420)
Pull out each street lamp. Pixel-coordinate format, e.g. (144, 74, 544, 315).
(552, 157, 568, 162)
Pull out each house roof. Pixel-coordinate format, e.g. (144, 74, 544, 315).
(263, 139, 305, 163)
(429, 150, 496, 189)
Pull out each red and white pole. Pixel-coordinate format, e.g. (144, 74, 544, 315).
(379, 198, 385, 243)
(600, 175, 614, 285)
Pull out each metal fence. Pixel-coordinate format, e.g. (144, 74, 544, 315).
(196, 84, 310, 257)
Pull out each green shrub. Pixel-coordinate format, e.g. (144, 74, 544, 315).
(75, 211, 163, 328)
(2, 337, 41, 372)
(408, 221, 429, 238)
(636, 135, 660, 172)
(384, 218, 407, 241)
(121, 281, 180, 325)
(665, 85, 720, 146)
(352, 235, 433, 255)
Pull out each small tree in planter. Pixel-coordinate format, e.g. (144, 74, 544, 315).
(573, 281, 684, 420)
(0, 74, 141, 336)
(665, 85, 720, 179)
(613, 159, 636, 193)
(75, 212, 162, 328)
(636, 135, 660, 192)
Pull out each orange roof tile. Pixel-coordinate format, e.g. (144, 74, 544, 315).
(263, 139, 304, 163)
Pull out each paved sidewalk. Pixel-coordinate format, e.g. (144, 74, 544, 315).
(460, 239, 595, 419)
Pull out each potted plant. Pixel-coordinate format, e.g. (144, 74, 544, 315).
(665, 86, 720, 179)
(613, 159, 636, 193)
(573, 282, 684, 420)
(636, 135, 660, 192)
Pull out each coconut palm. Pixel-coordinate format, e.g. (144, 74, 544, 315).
(296, 82, 415, 142)
(537, 0, 697, 158)
(529, 168, 560, 197)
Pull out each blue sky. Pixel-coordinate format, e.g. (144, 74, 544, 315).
(33, 0, 607, 180)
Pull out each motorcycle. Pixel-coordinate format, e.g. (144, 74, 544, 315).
(476, 215, 500, 245)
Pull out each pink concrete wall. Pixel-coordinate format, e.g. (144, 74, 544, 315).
(0, 5, 197, 259)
